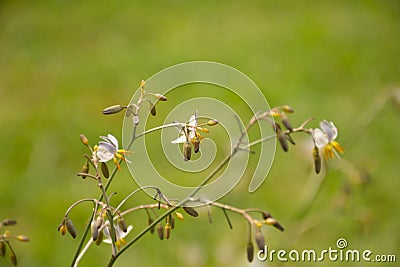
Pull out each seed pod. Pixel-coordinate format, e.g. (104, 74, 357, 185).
(100, 162, 109, 178)
(118, 216, 128, 233)
(246, 241, 254, 263)
(170, 217, 175, 229)
(165, 223, 171, 239)
(282, 105, 294, 113)
(154, 93, 168, 101)
(65, 218, 77, 239)
(207, 119, 219, 126)
(1, 219, 17, 226)
(95, 230, 104, 246)
(10, 252, 17, 266)
(255, 231, 265, 252)
(95, 214, 104, 230)
(156, 223, 164, 240)
(183, 142, 192, 161)
(91, 221, 98, 241)
(150, 104, 156, 116)
(81, 161, 89, 179)
(192, 137, 200, 153)
(200, 127, 209, 133)
(280, 113, 293, 131)
(16, 235, 29, 242)
(80, 134, 89, 146)
(313, 147, 321, 174)
(0, 242, 6, 257)
(183, 206, 199, 217)
(102, 105, 125, 115)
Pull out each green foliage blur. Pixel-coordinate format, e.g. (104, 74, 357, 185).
(1, 1, 399, 266)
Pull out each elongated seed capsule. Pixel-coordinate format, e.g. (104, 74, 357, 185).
(192, 137, 200, 153)
(10, 252, 17, 266)
(165, 223, 171, 239)
(102, 105, 125, 115)
(313, 147, 321, 174)
(95, 230, 104, 246)
(58, 223, 67, 236)
(100, 162, 109, 178)
(80, 134, 89, 146)
(247, 241, 254, 263)
(150, 105, 156, 116)
(16, 235, 29, 242)
(183, 206, 199, 217)
(156, 223, 164, 240)
(255, 231, 265, 252)
(183, 142, 192, 161)
(118, 216, 128, 233)
(207, 119, 219, 126)
(65, 218, 77, 239)
(91, 221, 98, 241)
(273, 123, 288, 152)
(0, 242, 6, 257)
(148, 217, 155, 234)
(280, 113, 293, 131)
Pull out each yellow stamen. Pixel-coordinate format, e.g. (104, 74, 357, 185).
(113, 158, 121, 170)
(331, 141, 344, 153)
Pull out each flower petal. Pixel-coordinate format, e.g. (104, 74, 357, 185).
(171, 135, 187, 144)
(312, 128, 329, 148)
(107, 134, 119, 149)
(97, 142, 116, 162)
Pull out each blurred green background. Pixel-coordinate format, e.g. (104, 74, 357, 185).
(1, 1, 399, 266)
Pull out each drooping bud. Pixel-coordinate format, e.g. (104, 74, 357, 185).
(200, 127, 209, 133)
(95, 230, 104, 246)
(273, 123, 288, 152)
(91, 221, 98, 241)
(183, 206, 199, 217)
(140, 80, 146, 88)
(261, 211, 271, 219)
(165, 223, 171, 239)
(154, 93, 168, 101)
(65, 218, 77, 239)
(192, 137, 200, 153)
(16, 235, 29, 242)
(0, 242, 6, 257)
(280, 113, 293, 132)
(148, 217, 155, 234)
(282, 105, 294, 113)
(313, 147, 321, 174)
(246, 241, 254, 263)
(80, 134, 89, 146)
(95, 214, 104, 230)
(207, 119, 219, 126)
(100, 162, 109, 178)
(81, 161, 89, 179)
(102, 105, 125, 115)
(10, 251, 17, 266)
(118, 216, 128, 233)
(255, 231, 265, 252)
(170, 217, 175, 229)
(150, 104, 157, 116)
(156, 223, 164, 240)
(183, 142, 192, 161)
(1, 219, 17, 226)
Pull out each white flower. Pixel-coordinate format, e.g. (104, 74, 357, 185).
(171, 113, 198, 144)
(94, 134, 129, 169)
(103, 224, 133, 250)
(312, 120, 343, 159)
(97, 134, 119, 162)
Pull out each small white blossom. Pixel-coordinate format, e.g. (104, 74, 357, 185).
(94, 134, 129, 169)
(103, 224, 133, 249)
(312, 120, 343, 159)
(171, 113, 198, 144)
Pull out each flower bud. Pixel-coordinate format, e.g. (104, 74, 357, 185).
(183, 142, 192, 161)
(280, 113, 293, 131)
(246, 241, 254, 263)
(154, 93, 168, 101)
(80, 134, 89, 146)
(192, 137, 200, 153)
(58, 223, 67, 236)
(118, 216, 128, 233)
(282, 105, 294, 113)
(261, 211, 271, 219)
(175, 212, 184, 220)
(140, 80, 146, 88)
(95, 214, 104, 229)
(165, 223, 171, 239)
(207, 119, 219, 126)
(170, 217, 175, 229)
(81, 161, 89, 179)
(102, 105, 125, 115)
(100, 162, 109, 178)
(200, 127, 209, 133)
(10, 252, 17, 266)
(91, 221, 98, 241)
(255, 231, 265, 252)
(183, 206, 199, 217)
(65, 218, 77, 239)
(273, 123, 288, 152)
(0, 242, 6, 257)
(150, 104, 157, 116)
(16, 235, 29, 242)
(95, 230, 104, 246)
(156, 223, 164, 240)
(1, 219, 17, 226)
(313, 147, 321, 174)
